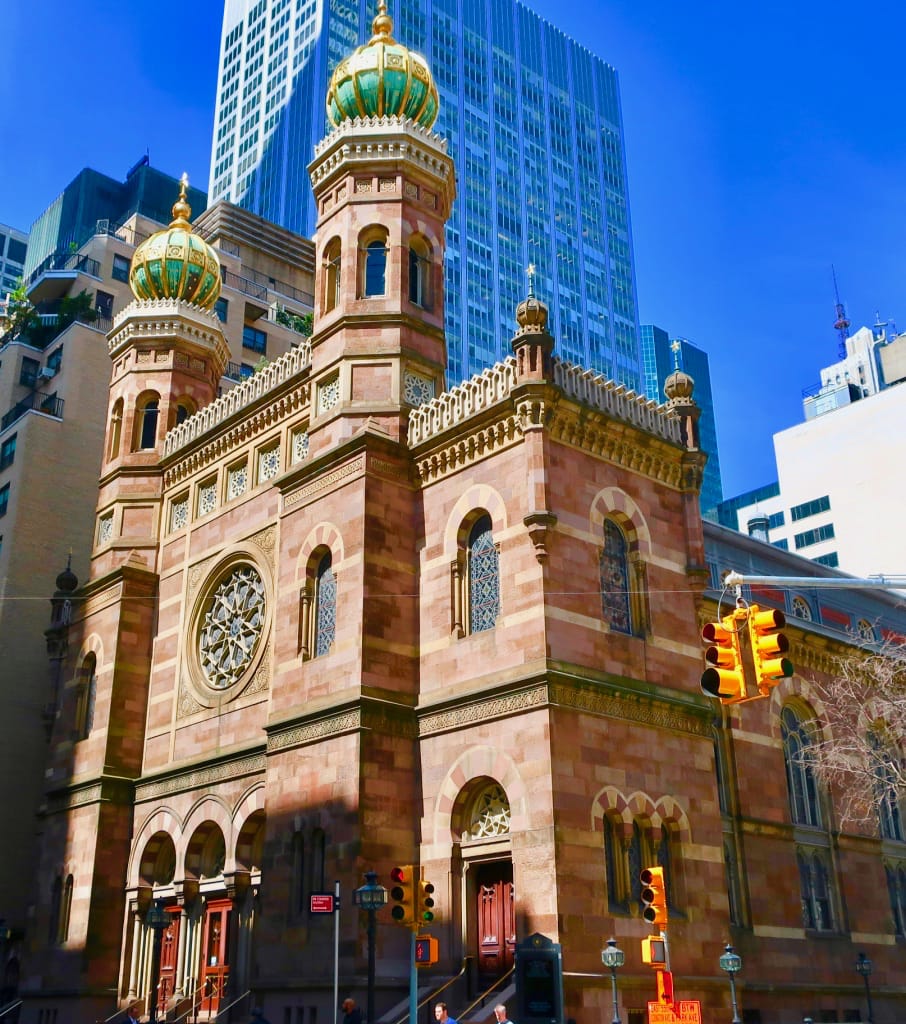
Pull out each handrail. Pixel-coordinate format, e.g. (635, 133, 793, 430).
(390, 961, 468, 1024)
(456, 967, 514, 1021)
(0, 1000, 22, 1019)
(168, 980, 208, 1023)
(214, 988, 252, 1020)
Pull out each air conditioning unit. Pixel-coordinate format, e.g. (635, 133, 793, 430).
(39, 366, 57, 380)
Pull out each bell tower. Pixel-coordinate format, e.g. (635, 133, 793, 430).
(94, 178, 229, 575)
(306, 3, 455, 452)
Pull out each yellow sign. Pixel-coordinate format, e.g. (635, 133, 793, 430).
(647, 1001, 702, 1024)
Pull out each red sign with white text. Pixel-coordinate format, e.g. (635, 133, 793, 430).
(647, 1001, 702, 1024)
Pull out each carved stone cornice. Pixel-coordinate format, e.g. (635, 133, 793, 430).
(283, 455, 365, 511)
(413, 413, 523, 484)
(134, 750, 266, 803)
(792, 641, 841, 678)
(163, 381, 312, 487)
(45, 774, 136, 814)
(267, 708, 362, 753)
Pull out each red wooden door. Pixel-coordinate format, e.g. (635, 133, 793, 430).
(475, 863, 515, 979)
(199, 899, 232, 1014)
(156, 908, 181, 1014)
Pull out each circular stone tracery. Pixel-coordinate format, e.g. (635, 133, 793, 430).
(198, 565, 266, 690)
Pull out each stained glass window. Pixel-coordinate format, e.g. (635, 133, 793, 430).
(198, 565, 266, 689)
(315, 553, 336, 657)
(468, 784, 511, 838)
(603, 816, 624, 911)
(468, 515, 499, 634)
(628, 821, 642, 907)
(870, 731, 904, 841)
(781, 707, 822, 828)
(887, 864, 906, 936)
(600, 520, 632, 634)
(798, 849, 833, 931)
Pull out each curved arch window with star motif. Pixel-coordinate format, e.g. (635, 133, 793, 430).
(467, 784, 511, 839)
(198, 565, 266, 690)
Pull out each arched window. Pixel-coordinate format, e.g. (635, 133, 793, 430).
(798, 848, 833, 931)
(724, 841, 743, 926)
(59, 875, 73, 943)
(887, 864, 906, 936)
(108, 398, 123, 460)
(791, 595, 813, 621)
(291, 831, 305, 915)
(323, 238, 341, 313)
(75, 653, 96, 740)
(135, 394, 160, 450)
(315, 552, 336, 657)
(781, 706, 822, 828)
(408, 236, 431, 307)
(870, 730, 904, 841)
(175, 399, 195, 427)
(628, 821, 643, 907)
(603, 816, 625, 912)
(600, 519, 632, 634)
(468, 515, 499, 634)
(467, 783, 511, 839)
(360, 234, 388, 297)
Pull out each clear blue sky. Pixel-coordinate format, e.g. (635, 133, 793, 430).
(2, 0, 904, 497)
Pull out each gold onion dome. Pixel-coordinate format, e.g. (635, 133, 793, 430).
(664, 368, 695, 402)
(326, 2, 439, 129)
(129, 175, 222, 309)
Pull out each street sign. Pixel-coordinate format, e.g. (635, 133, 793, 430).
(310, 893, 336, 914)
(647, 1001, 702, 1024)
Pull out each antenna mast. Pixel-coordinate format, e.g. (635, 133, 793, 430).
(831, 264, 850, 359)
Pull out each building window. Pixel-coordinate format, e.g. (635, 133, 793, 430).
(870, 731, 904, 841)
(0, 434, 16, 471)
(198, 479, 217, 517)
(323, 238, 341, 313)
(856, 619, 876, 642)
(258, 443, 281, 483)
(214, 296, 229, 322)
(135, 395, 160, 450)
(794, 523, 835, 549)
(886, 864, 906, 936)
(240, 363, 255, 379)
(242, 324, 267, 353)
(292, 831, 305, 915)
(798, 848, 834, 932)
(772, 538, 790, 551)
(291, 429, 310, 464)
(360, 235, 388, 297)
(600, 519, 632, 634)
(314, 552, 336, 657)
(20, 356, 39, 388)
(95, 291, 114, 320)
(0, 483, 9, 519)
(227, 461, 248, 500)
(408, 237, 431, 307)
(97, 512, 114, 545)
(781, 706, 822, 828)
(814, 552, 839, 568)
(724, 840, 743, 926)
(604, 816, 626, 912)
(46, 346, 64, 372)
(75, 654, 96, 740)
(108, 398, 123, 460)
(767, 511, 785, 529)
(112, 254, 130, 283)
(170, 495, 189, 532)
(790, 495, 831, 522)
(466, 514, 500, 635)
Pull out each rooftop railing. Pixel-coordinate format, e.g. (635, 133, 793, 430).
(26, 250, 101, 287)
(2, 393, 64, 431)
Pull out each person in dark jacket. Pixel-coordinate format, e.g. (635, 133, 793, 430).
(343, 998, 363, 1024)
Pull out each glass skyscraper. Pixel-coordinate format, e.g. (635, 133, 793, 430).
(640, 324, 724, 514)
(210, 0, 642, 387)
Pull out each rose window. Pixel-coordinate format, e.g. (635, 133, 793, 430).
(467, 784, 511, 839)
(199, 566, 266, 689)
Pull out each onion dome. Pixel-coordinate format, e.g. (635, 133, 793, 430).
(514, 264, 550, 335)
(664, 368, 695, 402)
(55, 556, 78, 595)
(129, 175, 221, 309)
(326, 2, 439, 130)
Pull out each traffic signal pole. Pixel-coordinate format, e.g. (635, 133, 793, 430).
(724, 572, 906, 591)
(409, 930, 418, 1024)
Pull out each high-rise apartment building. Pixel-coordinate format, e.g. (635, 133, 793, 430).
(0, 223, 28, 297)
(209, 0, 642, 387)
(640, 323, 723, 513)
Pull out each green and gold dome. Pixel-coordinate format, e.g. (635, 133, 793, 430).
(326, 2, 439, 130)
(129, 175, 221, 309)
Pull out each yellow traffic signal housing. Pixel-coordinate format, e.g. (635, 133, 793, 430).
(640, 935, 666, 967)
(747, 604, 793, 694)
(640, 866, 668, 928)
(418, 880, 436, 924)
(415, 935, 439, 966)
(700, 613, 745, 703)
(390, 865, 415, 926)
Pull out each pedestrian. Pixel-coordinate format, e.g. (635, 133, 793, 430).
(494, 1005, 514, 1024)
(435, 1002, 458, 1024)
(343, 998, 363, 1024)
(124, 1007, 139, 1024)
(250, 1007, 272, 1024)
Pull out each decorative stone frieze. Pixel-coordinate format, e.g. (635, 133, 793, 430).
(134, 752, 266, 803)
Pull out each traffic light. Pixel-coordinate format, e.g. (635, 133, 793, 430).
(747, 604, 793, 694)
(390, 865, 415, 926)
(640, 866, 668, 929)
(701, 613, 745, 703)
(418, 880, 436, 923)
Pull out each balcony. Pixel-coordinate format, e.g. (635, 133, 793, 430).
(27, 250, 102, 303)
(2, 393, 65, 432)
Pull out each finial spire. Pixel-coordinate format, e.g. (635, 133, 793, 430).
(526, 263, 536, 299)
(170, 172, 192, 228)
(372, 0, 393, 38)
(670, 338, 682, 370)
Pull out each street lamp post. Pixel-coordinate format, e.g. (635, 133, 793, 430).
(718, 943, 742, 1024)
(353, 871, 388, 1024)
(145, 899, 170, 1024)
(855, 952, 874, 1024)
(601, 938, 625, 1024)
